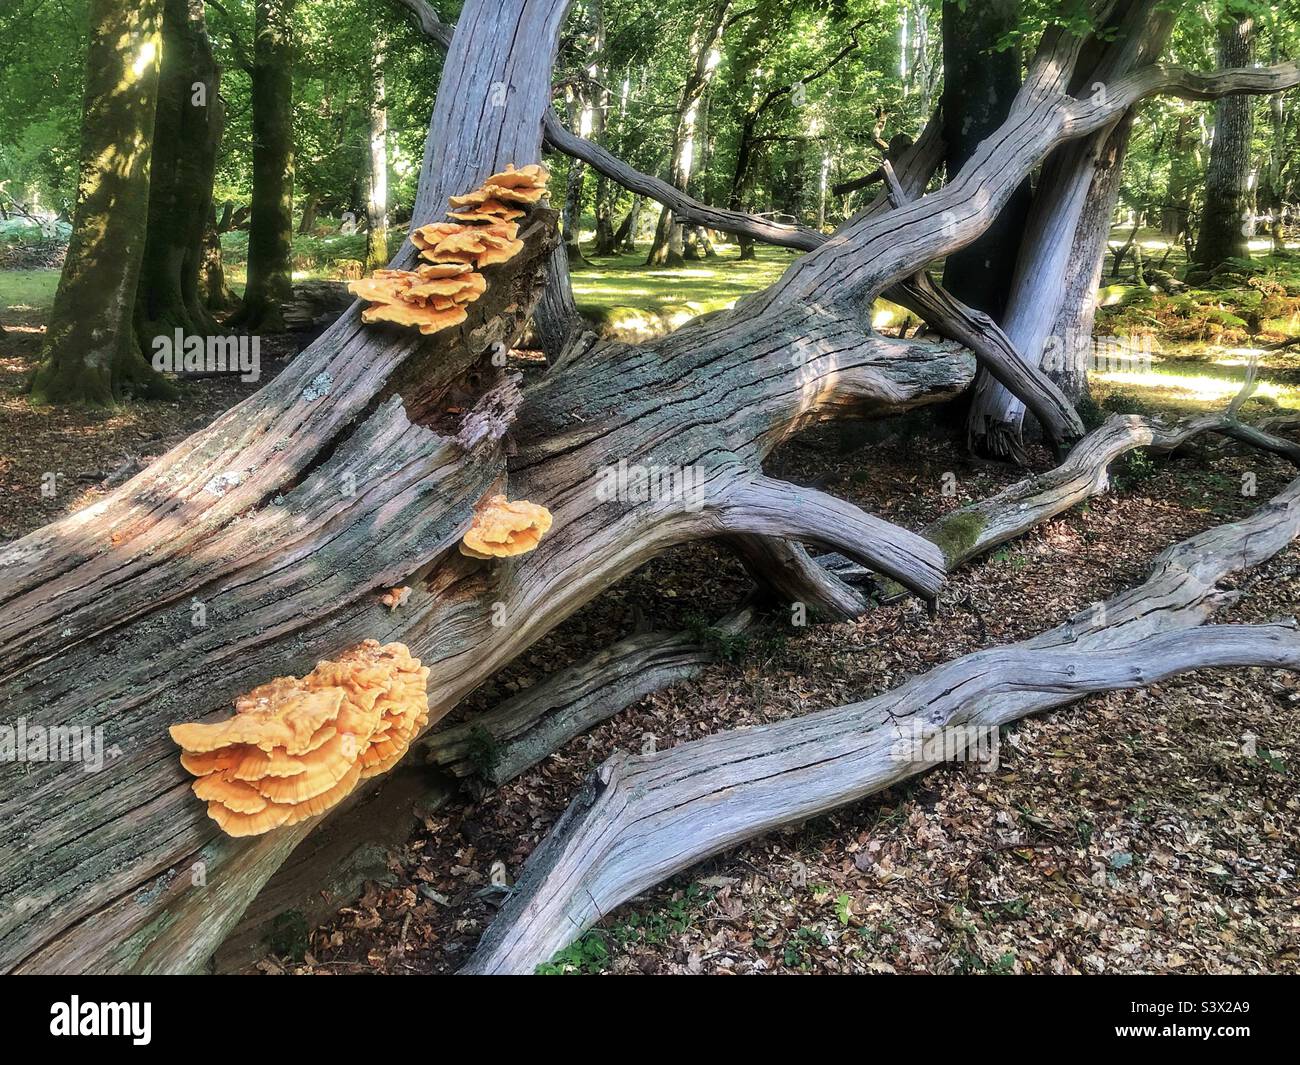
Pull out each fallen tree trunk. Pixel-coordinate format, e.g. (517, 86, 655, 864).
(428, 404, 1300, 789)
(428, 608, 756, 785)
(4, 0, 1297, 973)
(463, 476, 1300, 974)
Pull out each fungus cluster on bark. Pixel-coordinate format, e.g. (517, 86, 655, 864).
(348, 164, 548, 334)
(170, 641, 430, 836)
(460, 493, 553, 559)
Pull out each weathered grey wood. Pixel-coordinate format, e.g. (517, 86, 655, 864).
(464, 476, 1300, 974)
(544, 107, 1083, 448)
(5, 0, 1299, 974)
(729, 536, 867, 621)
(438, 406, 1297, 794)
(926, 410, 1300, 569)
(705, 476, 946, 603)
(426, 608, 756, 785)
(0, 0, 576, 973)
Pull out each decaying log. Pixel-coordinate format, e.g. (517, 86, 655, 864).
(5, 0, 1298, 974)
(463, 476, 1300, 974)
(432, 404, 1298, 792)
(0, 0, 971, 973)
(426, 608, 756, 785)
(928, 410, 1300, 570)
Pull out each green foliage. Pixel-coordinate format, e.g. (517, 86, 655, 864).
(536, 931, 611, 975)
(536, 882, 715, 973)
(1111, 448, 1158, 492)
(683, 613, 790, 664)
(464, 725, 500, 775)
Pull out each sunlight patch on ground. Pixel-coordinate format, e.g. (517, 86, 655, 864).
(1095, 367, 1298, 408)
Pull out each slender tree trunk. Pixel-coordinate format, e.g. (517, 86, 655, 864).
(135, 0, 225, 345)
(365, 34, 390, 271)
(1045, 114, 1136, 402)
(588, 1, 617, 255)
(1193, 10, 1256, 270)
(232, 0, 295, 331)
(1163, 112, 1195, 239)
(28, 0, 174, 405)
(561, 90, 590, 267)
(1261, 30, 1287, 254)
(201, 212, 237, 310)
(297, 192, 320, 235)
(614, 194, 641, 250)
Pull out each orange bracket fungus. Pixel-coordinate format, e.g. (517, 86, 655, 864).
(460, 494, 553, 559)
(351, 163, 549, 334)
(347, 265, 484, 335)
(380, 586, 412, 611)
(170, 641, 430, 836)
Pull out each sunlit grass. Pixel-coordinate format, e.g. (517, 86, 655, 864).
(1093, 360, 1300, 412)
(569, 241, 793, 328)
(0, 268, 60, 311)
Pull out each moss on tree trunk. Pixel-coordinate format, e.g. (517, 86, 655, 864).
(28, 0, 174, 406)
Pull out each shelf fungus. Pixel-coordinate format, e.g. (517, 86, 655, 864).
(380, 586, 412, 611)
(460, 494, 553, 559)
(448, 198, 525, 223)
(411, 220, 524, 270)
(448, 163, 550, 208)
(347, 265, 485, 335)
(170, 641, 430, 837)
(353, 163, 547, 335)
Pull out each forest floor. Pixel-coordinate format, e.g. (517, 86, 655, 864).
(279, 398, 1299, 975)
(2, 237, 1299, 974)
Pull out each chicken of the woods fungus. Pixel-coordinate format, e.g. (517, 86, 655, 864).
(350, 163, 548, 335)
(460, 494, 553, 559)
(380, 586, 412, 611)
(170, 641, 430, 836)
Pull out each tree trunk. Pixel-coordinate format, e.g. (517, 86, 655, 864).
(614, 195, 642, 250)
(202, 204, 239, 311)
(965, 3, 1176, 457)
(366, 34, 390, 271)
(232, 0, 295, 331)
(1044, 114, 1136, 403)
(586, 0, 617, 256)
(645, 0, 730, 266)
(1162, 112, 1195, 240)
(1260, 32, 1287, 254)
(3, 0, 1297, 974)
(135, 0, 225, 345)
(297, 192, 321, 235)
(1193, 10, 1256, 271)
(561, 92, 589, 267)
(28, 0, 174, 405)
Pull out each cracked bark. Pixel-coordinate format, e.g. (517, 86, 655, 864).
(4, 0, 1299, 973)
